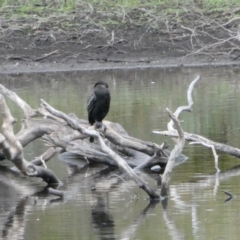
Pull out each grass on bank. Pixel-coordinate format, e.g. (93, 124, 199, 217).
(0, 0, 240, 19)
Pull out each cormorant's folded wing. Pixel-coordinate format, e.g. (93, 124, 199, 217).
(87, 92, 96, 113)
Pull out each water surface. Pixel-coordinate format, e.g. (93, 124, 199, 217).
(0, 66, 240, 239)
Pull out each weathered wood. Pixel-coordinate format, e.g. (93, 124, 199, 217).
(0, 93, 60, 185)
(1, 73, 239, 199)
(41, 99, 160, 199)
(161, 109, 185, 197)
(134, 142, 169, 171)
(159, 76, 199, 197)
(154, 130, 240, 158)
(0, 84, 35, 118)
(167, 75, 200, 131)
(154, 74, 240, 160)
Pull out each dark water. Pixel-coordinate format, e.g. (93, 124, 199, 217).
(1, 66, 240, 239)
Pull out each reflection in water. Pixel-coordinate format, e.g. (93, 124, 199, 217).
(1, 67, 240, 239)
(1, 148, 240, 240)
(91, 194, 115, 240)
(119, 201, 159, 240)
(2, 197, 27, 240)
(163, 208, 185, 240)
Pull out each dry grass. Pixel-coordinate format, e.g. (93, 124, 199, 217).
(1, 0, 240, 62)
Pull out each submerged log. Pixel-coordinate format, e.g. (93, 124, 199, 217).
(0, 73, 238, 199)
(0, 83, 170, 198)
(41, 99, 160, 199)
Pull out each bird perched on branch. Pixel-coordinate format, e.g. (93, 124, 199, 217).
(87, 81, 111, 142)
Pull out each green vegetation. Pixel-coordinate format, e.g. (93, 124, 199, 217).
(0, 0, 240, 19)
(0, 0, 239, 59)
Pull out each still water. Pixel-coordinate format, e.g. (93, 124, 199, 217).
(1, 66, 240, 240)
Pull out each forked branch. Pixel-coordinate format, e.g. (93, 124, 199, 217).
(161, 109, 185, 197)
(41, 99, 160, 199)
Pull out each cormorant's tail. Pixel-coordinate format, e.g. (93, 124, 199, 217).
(90, 136, 94, 143)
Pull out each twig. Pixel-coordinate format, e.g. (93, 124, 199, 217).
(33, 49, 59, 62)
(190, 141, 220, 173)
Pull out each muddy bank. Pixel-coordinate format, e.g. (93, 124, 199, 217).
(1, 55, 240, 74)
(1, 4, 240, 74)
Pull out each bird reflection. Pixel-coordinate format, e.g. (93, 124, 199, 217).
(91, 194, 115, 240)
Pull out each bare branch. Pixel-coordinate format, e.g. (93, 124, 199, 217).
(167, 75, 200, 131)
(190, 141, 220, 173)
(0, 84, 35, 118)
(154, 130, 240, 158)
(41, 99, 160, 199)
(161, 109, 185, 197)
(0, 93, 60, 185)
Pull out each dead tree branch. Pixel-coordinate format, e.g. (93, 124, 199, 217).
(153, 76, 199, 197)
(41, 99, 160, 199)
(0, 94, 60, 185)
(154, 74, 240, 172)
(154, 130, 240, 158)
(161, 109, 185, 197)
(190, 141, 220, 173)
(0, 84, 35, 118)
(167, 75, 200, 131)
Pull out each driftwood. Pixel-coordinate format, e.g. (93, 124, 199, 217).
(0, 83, 168, 199)
(0, 94, 60, 185)
(160, 109, 185, 197)
(158, 76, 200, 197)
(153, 74, 240, 175)
(0, 73, 240, 200)
(41, 99, 160, 199)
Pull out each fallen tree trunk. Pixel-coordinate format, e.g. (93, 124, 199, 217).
(0, 72, 239, 199)
(0, 94, 60, 185)
(0, 83, 172, 198)
(41, 99, 160, 199)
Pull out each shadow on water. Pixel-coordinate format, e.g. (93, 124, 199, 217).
(1, 67, 240, 239)
(2, 159, 240, 239)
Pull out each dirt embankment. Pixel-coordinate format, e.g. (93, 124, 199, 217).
(1, 3, 240, 73)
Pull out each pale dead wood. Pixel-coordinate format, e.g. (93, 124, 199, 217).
(154, 130, 240, 158)
(41, 102, 167, 158)
(104, 125, 164, 156)
(41, 99, 160, 199)
(167, 75, 200, 131)
(0, 83, 64, 123)
(0, 82, 169, 174)
(153, 74, 240, 167)
(0, 93, 60, 185)
(33, 49, 58, 62)
(31, 147, 63, 166)
(161, 109, 185, 197)
(134, 142, 169, 171)
(190, 141, 220, 173)
(153, 76, 199, 197)
(1, 72, 239, 200)
(0, 84, 35, 118)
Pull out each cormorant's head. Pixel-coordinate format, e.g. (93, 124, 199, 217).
(94, 81, 108, 88)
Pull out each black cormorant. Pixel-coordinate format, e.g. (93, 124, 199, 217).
(87, 81, 111, 142)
